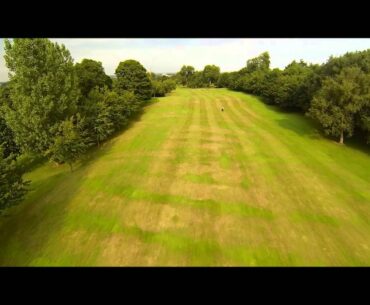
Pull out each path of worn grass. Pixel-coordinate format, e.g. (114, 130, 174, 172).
(0, 88, 369, 266)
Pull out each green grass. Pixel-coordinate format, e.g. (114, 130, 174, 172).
(0, 88, 369, 266)
(184, 173, 215, 184)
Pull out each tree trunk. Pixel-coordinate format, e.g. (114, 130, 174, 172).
(339, 130, 344, 144)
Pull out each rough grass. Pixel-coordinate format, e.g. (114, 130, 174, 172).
(0, 88, 369, 266)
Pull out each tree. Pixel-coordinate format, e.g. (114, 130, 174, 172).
(81, 88, 116, 147)
(188, 71, 206, 88)
(0, 146, 28, 212)
(103, 90, 138, 129)
(269, 60, 318, 110)
(0, 84, 19, 158)
(3, 38, 79, 157)
(202, 65, 220, 86)
(318, 49, 370, 144)
(227, 52, 272, 97)
(292, 63, 322, 112)
(152, 79, 176, 97)
(114, 60, 152, 100)
(178, 65, 195, 86)
(0, 117, 19, 159)
(94, 101, 114, 147)
(217, 72, 232, 88)
(163, 79, 176, 92)
(82, 87, 140, 147)
(321, 49, 370, 78)
(75, 59, 112, 97)
(224, 72, 240, 90)
(246, 52, 270, 73)
(239, 69, 269, 95)
(256, 68, 282, 104)
(308, 67, 370, 144)
(151, 80, 167, 97)
(48, 116, 88, 171)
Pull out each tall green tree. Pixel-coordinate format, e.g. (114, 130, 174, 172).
(223, 71, 240, 90)
(321, 49, 370, 78)
(151, 80, 167, 97)
(103, 89, 138, 129)
(245, 52, 271, 73)
(308, 67, 370, 144)
(188, 71, 206, 88)
(163, 79, 176, 92)
(93, 101, 114, 147)
(3, 38, 79, 157)
(178, 65, 195, 86)
(75, 59, 112, 97)
(217, 72, 230, 88)
(271, 60, 319, 110)
(81, 87, 115, 147)
(114, 60, 152, 100)
(202, 65, 220, 86)
(83, 87, 140, 147)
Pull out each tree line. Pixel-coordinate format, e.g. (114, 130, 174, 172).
(177, 65, 220, 88)
(177, 51, 370, 146)
(0, 38, 176, 212)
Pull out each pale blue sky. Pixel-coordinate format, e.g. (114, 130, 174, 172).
(1, 38, 370, 82)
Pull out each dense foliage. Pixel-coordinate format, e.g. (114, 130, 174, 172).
(178, 66, 195, 86)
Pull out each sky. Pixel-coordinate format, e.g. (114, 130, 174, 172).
(1, 38, 370, 82)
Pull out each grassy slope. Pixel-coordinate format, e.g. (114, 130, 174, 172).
(0, 88, 369, 266)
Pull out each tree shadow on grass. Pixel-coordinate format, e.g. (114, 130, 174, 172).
(0, 99, 158, 266)
(276, 116, 370, 154)
(0, 169, 81, 265)
(260, 100, 370, 155)
(345, 134, 370, 155)
(276, 116, 323, 139)
(0, 145, 112, 265)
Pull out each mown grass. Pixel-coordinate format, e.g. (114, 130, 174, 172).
(0, 88, 369, 266)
